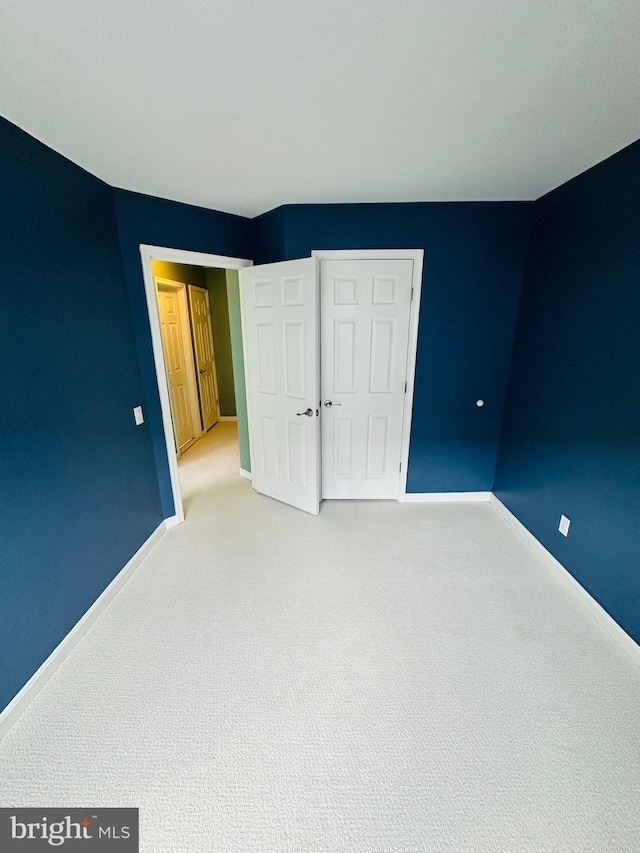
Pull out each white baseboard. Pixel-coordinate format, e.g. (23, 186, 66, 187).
(239, 468, 252, 482)
(489, 494, 640, 666)
(0, 520, 168, 740)
(400, 491, 491, 503)
(164, 514, 182, 528)
(219, 416, 238, 422)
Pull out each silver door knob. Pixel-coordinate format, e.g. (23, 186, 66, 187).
(323, 400, 341, 408)
(296, 408, 314, 417)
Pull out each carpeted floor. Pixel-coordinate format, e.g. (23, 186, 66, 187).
(1, 421, 639, 851)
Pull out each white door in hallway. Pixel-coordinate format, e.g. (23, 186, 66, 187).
(157, 285, 199, 455)
(320, 258, 414, 499)
(240, 258, 320, 515)
(188, 285, 220, 431)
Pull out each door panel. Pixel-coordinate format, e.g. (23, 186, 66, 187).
(157, 286, 197, 455)
(188, 286, 220, 431)
(321, 259, 413, 499)
(240, 258, 320, 515)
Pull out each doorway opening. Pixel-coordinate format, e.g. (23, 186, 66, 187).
(140, 245, 253, 525)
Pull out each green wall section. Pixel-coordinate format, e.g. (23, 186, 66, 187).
(206, 268, 236, 417)
(225, 269, 251, 472)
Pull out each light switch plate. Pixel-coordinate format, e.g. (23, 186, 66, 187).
(559, 515, 571, 537)
(133, 406, 144, 426)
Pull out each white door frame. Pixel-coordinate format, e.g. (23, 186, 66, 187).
(311, 249, 424, 500)
(155, 277, 203, 453)
(140, 245, 253, 525)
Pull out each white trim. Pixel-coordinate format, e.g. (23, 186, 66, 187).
(0, 520, 168, 740)
(239, 468, 252, 481)
(489, 495, 640, 666)
(311, 249, 424, 501)
(164, 514, 181, 529)
(139, 245, 253, 525)
(400, 491, 491, 502)
(219, 416, 238, 421)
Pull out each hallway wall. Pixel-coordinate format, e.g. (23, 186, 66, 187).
(226, 269, 251, 472)
(205, 268, 236, 417)
(151, 260, 207, 288)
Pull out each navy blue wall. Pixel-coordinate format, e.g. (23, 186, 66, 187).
(250, 206, 286, 266)
(112, 189, 253, 516)
(495, 140, 640, 643)
(0, 119, 163, 712)
(253, 203, 533, 492)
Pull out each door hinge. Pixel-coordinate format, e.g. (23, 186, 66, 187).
(404, 381, 407, 393)
(411, 287, 414, 301)
(399, 462, 402, 473)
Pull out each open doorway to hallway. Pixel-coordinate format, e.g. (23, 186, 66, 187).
(152, 260, 229, 454)
(141, 247, 254, 524)
(152, 260, 241, 493)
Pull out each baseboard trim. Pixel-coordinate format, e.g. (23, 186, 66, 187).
(239, 468, 252, 482)
(489, 494, 640, 666)
(219, 416, 238, 422)
(164, 514, 181, 529)
(0, 520, 168, 740)
(400, 491, 491, 503)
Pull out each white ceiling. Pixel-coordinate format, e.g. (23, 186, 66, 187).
(1, 0, 639, 218)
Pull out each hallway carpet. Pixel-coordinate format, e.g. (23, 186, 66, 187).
(1, 422, 639, 851)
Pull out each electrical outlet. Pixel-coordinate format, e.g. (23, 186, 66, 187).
(559, 515, 571, 537)
(133, 406, 144, 426)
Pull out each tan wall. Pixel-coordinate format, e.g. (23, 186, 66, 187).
(151, 260, 206, 288)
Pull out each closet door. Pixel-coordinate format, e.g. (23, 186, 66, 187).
(188, 285, 220, 431)
(157, 285, 198, 455)
(320, 259, 414, 499)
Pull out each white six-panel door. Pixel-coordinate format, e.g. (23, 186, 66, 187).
(320, 258, 414, 499)
(240, 259, 320, 515)
(188, 285, 220, 431)
(156, 284, 200, 456)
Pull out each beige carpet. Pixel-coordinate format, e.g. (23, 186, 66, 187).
(1, 421, 639, 851)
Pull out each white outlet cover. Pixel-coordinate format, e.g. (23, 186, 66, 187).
(559, 515, 571, 536)
(133, 406, 144, 426)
